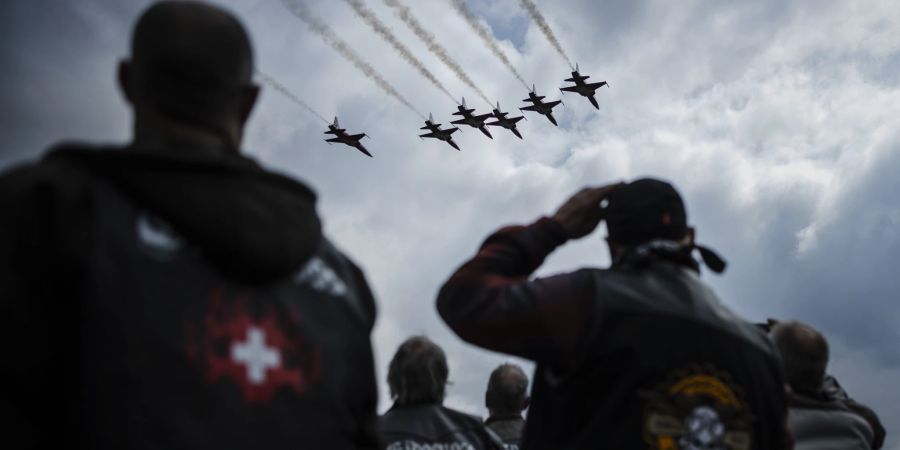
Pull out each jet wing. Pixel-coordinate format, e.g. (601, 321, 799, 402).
(419, 132, 439, 139)
(325, 137, 344, 143)
(450, 118, 468, 125)
(348, 133, 366, 141)
(354, 144, 373, 157)
(520, 104, 540, 112)
(509, 116, 525, 124)
(585, 81, 608, 90)
(560, 85, 580, 93)
(545, 100, 562, 108)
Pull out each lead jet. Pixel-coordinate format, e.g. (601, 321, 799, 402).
(486, 102, 525, 139)
(520, 84, 563, 126)
(419, 113, 461, 151)
(560, 63, 608, 110)
(324, 116, 372, 157)
(450, 97, 493, 139)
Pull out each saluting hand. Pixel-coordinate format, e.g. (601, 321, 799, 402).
(552, 183, 623, 240)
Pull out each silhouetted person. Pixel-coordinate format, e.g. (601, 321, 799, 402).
(437, 178, 792, 449)
(485, 363, 530, 449)
(772, 321, 885, 449)
(0, 2, 378, 449)
(379, 336, 505, 449)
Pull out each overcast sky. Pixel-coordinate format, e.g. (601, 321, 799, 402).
(1, 0, 898, 445)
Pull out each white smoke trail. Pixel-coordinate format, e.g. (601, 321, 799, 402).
(255, 70, 330, 124)
(343, 0, 455, 102)
(519, 0, 574, 69)
(281, 0, 424, 119)
(447, 0, 529, 90)
(383, 0, 492, 107)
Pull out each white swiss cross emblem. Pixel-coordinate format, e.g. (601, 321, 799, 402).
(186, 290, 323, 404)
(231, 326, 281, 385)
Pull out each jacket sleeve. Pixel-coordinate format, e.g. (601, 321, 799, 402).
(436, 217, 597, 365)
(0, 162, 91, 449)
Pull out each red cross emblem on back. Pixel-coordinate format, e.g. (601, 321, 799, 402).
(186, 290, 321, 404)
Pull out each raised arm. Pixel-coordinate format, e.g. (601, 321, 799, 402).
(436, 185, 620, 364)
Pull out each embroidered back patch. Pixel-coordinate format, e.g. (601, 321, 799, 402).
(641, 364, 753, 450)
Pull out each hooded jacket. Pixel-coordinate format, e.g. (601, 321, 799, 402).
(789, 387, 883, 450)
(437, 218, 791, 450)
(0, 144, 379, 449)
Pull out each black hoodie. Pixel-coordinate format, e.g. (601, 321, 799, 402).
(0, 144, 380, 449)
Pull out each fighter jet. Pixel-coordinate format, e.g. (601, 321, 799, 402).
(419, 113, 461, 151)
(520, 84, 563, 126)
(450, 97, 493, 139)
(560, 63, 608, 110)
(486, 102, 525, 139)
(324, 116, 372, 157)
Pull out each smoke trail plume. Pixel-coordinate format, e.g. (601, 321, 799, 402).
(255, 70, 330, 124)
(281, 0, 424, 119)
(519, 0, 574, 69)
(447, 0, 529, 90)
(383, 0, 492, 107)
(343, 0, 455, 102)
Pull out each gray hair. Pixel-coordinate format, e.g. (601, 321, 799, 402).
(486, 363, 529, 415)
(387, 336, 448, 406)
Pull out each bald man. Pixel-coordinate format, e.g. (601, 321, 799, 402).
(485, 364, 530, 449)
(0, 2, 379, 449)
(772, 322, 886, 450)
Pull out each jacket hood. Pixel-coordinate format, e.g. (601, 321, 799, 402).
(46, 144, 322, 285)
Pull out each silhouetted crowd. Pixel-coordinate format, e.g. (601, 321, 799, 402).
(0, 2, 886, 450)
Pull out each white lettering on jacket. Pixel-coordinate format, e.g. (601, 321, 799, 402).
(294, 257, 348, 297)
(386, 442, 476, 450)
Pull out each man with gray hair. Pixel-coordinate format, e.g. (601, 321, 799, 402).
(379, 336, 505, 449)
(485, 363, 530, 449)
(772, 321, 885, 449)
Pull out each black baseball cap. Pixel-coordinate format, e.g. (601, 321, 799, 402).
(604, 178, 688, 245)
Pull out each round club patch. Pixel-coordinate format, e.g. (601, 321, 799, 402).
(640, 364, 753, 450)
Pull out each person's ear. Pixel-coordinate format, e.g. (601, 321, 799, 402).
(238, 84, 260, 125)
(118, 60, 134, 105)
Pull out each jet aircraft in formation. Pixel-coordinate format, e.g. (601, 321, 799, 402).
(486, 102, 525, 139)
(324, 116, 371, 157)
(321, 66, 608, 155)
(519, 84, 563, 126)
(419, 113, 461, 151)
(450, 98, 493, 139)
(560, 63, 608, 110)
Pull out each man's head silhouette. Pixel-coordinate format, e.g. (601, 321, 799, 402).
(118, 1, 259, 151)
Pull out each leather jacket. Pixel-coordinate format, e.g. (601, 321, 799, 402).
(379, 404, 505, 449)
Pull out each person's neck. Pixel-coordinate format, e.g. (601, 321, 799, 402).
(487, 411, 523, 422)
(132, 111, 238, 156)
